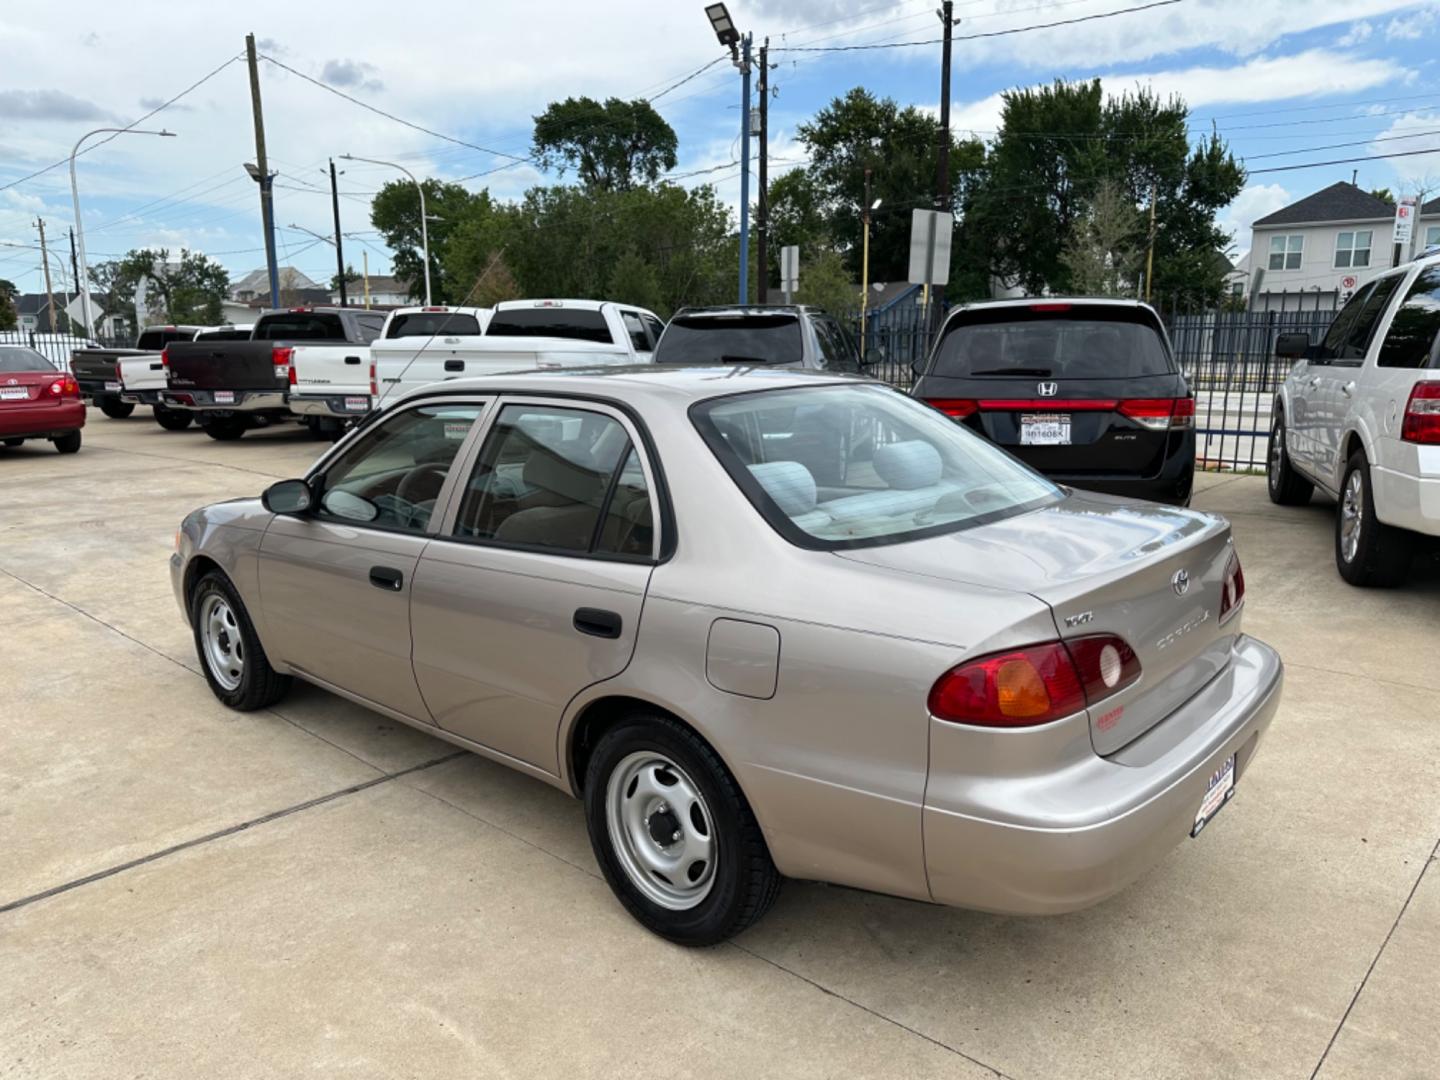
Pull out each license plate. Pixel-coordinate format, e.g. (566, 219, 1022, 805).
(0, 386, 28, 400)
(1020, 413, 1071, 445)
(1191, 755, 1236, 837)
(104, 381, 122, 391)
(213, 391, 235, 405)
(344, 396, 370, 412)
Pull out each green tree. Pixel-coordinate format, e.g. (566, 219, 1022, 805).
(1369, 187, 1395, 205)
(532, 97, 678, 191)
(794, 248, 857, 316)
(1061, 178, 1144, 296)
(765, 169, 830, 286)
(0, 278, 17, 331)
(330, 265, 361, 293)
(371, 179, 490, 304)
(89, 249, 229, 324)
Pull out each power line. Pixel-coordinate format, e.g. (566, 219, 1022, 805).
(1249, 146, 1440, 175)
(1244, 129, 1440, 161)
(648, 57, 728, 103)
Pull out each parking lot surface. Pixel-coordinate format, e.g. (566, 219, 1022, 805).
(3, 412, 1438, 1079)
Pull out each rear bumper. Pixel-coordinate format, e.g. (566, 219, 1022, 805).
(924, 633, 1282, 914)
(160, 390, 287, 413)
(0, 400, 86, 438)
(289, 392, 372, 419)
(75, 377, 122, 403)
(120, 389, 164, 406)
(1371, 462, 1440, 537)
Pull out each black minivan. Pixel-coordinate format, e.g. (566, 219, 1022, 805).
(911, 299, 1195, 505)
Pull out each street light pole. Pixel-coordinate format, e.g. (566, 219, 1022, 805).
(69, 127, 176, 335)
(341, 154, 430, 305)
(738, 32, 752, 305)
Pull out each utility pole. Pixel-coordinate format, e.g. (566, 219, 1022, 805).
(68, 229, 80, 305)
(245, 33, 280, 309)
(1144, 182, 1157, 302)
(861, 168, 873, 360)
(362, 250, 371, 309)
(329, 159, 347, 306)
(756, 39, 770, 305)
(930, 2, 956, 330)
(738, 32, 753, 305)
(36, 219, 57, 332)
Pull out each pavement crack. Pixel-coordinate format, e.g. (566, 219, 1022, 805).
(1308, 835, 1440, 1079)
(84, 442, 291, 480)
(0, 751, 466, 916)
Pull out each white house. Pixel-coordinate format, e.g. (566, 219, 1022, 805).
(1230, 182, 1440, 311)
(329, 274, 410, 307)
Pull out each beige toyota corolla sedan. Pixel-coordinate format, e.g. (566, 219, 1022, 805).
(172, 367, 1282, 945)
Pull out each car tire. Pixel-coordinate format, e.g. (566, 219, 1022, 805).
(154, 405, 193, 431)
(3, 438, 23, 448)
(1267, 413, 1313, 506)
(584, 712, 781, 946)
(1336, 448, 1413, 587)
(200, 415, 248, 441)
(98, 398, 135, 419)
(53, 431, 81, 454)
(190, 571, 291, 710)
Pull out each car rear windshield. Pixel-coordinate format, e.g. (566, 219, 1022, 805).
(0, 347, 55, 372)
(253, 313, 348, 341)
(656, 314, 804, 366)
(692, 383, 1059, 550)
(486, 307, 612, 344)
(932, 307, 1173, 380)
(194, 328, 252, 341)
(136, 328, 199, 349)
(385, 312, 484, 338)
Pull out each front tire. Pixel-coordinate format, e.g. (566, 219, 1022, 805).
(154, 405, 193, 431)
(98, 398, 135, 419)
(1267, 413, 1313, 505)
(1336, 448, 1412, 587)
(190, 571, 291, 710)
(200, 415, 248, 441)
(584, 713, 781, 946)
(53, 431, 81, 454)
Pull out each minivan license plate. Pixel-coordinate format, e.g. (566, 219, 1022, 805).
(1191, 755, 1236, 837)
(1021, 414, 1070, 445)
(213, 391, 235, 404)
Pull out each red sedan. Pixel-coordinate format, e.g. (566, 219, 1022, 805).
(0, 346, 85, 453)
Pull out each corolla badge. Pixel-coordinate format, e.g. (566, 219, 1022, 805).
(1037, 381, 1058, 397)
(1171, 569, 1190, 596)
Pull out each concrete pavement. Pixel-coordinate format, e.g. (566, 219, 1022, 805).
(1, 412, 1436, 1079)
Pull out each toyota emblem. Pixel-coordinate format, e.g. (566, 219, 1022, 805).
(1037, 381, 1058, 397)
(1171, 569, 1190, 596)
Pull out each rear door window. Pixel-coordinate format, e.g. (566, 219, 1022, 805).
(385, 312, 483, 338)
(487, 306, 612, 344)
(932, 307, 1173, 379)
(641, 314, 666, 349)
(1316, 285, 1375, 362)
(254, 313, 347, 341)
(813, 316, 862, 373)
(620, 311, 650, 354)
(654, 314, 804, 365)
(1378, 266, 1440, 369)
(356, 314, 386, 343)
(1335, 273, 1403, 363)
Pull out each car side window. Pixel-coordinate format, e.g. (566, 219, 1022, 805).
(1378, 266, 1440, 369)
(621, 311, 650, 354)
(1315, 283, 1375, 362)
(1335, 274, 1403, 363)
(314, 404, 484, 533)
(355, 315, 384, 344)
(454, 403, 654, 558)
(641, 314, 666, 350)
(814, 316, 862, 373)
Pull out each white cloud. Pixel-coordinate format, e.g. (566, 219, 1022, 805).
(1369, 111, 1440, 186)
(1217, 183, 1292, 246)
(1338, 20, 1374, 44)
(1385, 5, 1438, 38)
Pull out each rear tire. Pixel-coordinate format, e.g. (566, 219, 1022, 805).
(1267, 413, 1313, 506)
(1336, 448, 1412, 587)
(190, 571, 290, 710)
(153, 406, 193, 431)
(3, 438, 22, 448)
(200, 415, 248, 441)
(98, 398, 135, 419)
(53, 431, 81, 454)
(584, 713, 781, 946)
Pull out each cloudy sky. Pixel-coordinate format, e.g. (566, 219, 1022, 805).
(2, 0, 1438, 298)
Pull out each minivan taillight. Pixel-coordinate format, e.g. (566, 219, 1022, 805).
(928, 634, 1140, 728)
(925, 397, 978, 419)
(272, 345, 294, 383)
(1118, 397, 1194, 430)
(1401, 381, 1440, 444)
(1219, 553, 1245, 623)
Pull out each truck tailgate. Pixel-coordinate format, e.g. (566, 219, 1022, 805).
(165, 341, 286, 392)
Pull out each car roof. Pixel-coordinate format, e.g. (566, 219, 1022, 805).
(672, 305, 818, 317)
(395, 365, 859, 407)
(493, 298, 611, 312)
(954, 297, 1154, 312)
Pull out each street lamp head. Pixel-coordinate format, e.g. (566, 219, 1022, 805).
(244, 162, 261, 181)
(871, 198, 883, 210)
(705, 3, 740, 48)
(158, 129, 177, 138)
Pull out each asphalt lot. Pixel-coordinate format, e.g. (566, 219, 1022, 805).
(3, 410, 1438, 1080)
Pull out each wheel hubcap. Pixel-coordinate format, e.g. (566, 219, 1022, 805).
(201, 594, 245, 691)
(1269, 425, 1283, 488)
(605, 751, 716, 911)
(1341, 470, 1364, 563)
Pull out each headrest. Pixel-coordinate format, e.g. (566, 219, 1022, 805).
(524, 446, 605, 505)
(748, 460, 817, 516)
(873, 440, 943, 490)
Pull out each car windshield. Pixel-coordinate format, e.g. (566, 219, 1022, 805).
(386, 312, 484, 338)
(254, 313, 347, 341)
(933, 307, 1173, 379)
(136, 328, 199, 349)
(656, 314, 804, 365)
(0, 347, 56, 372)
(693, 383, 1060, 549)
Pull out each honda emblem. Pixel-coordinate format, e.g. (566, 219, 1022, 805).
(1037, 381, 1058, 397)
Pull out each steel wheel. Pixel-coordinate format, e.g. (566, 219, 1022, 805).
(1340, 468, 1364, 564)
(1268, 426, 1283, 492)
(605, 750, 716, 911)
(200, 593, 245, 691)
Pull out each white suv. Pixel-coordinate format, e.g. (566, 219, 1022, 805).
(1269, 251, 1440, 585)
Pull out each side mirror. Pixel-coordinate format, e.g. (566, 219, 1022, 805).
(262, 478, 314, 515)
(1274, 332, 1311, 359)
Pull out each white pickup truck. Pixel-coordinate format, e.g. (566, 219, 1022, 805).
(373, 298, 663, 408)
(1269, 250, 1440, 585)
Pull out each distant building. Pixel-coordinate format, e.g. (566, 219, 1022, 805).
(1229, 182, 1440, 311)
(331, 273, 410, 307)
(14, 292, 128, 339)
(230, 266, 320, 303)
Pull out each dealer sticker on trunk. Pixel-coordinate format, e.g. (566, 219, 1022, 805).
(1020, 413, 1071, 445)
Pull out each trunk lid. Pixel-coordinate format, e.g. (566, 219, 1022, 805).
(0, 368, 66, 410)
(835, 492, 1238, 755)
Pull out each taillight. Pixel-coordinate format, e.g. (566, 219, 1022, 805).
(927, 634, 1140, 728)
(46, 376, 79, 398)
(925, 397, 978, 419)
(161, 347, 170, 368)
(1219, 553, 1245, 623)
(1118, 397, 1194, 430)
(115, 362, 123, 381)
(369, 359, 378, 397)
(1401, 381, 1440, 444)
(272, 345, 294, 383)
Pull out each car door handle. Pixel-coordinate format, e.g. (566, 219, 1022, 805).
(344, 355, 362, 365)
(574, 607, 622, 639)
(1341, 381, 1356, 397)
(1309, 377, 1322, 388)
(149, 362, 163, 370)
(369, 566, 404, 591)
(444, 359, 465, 372)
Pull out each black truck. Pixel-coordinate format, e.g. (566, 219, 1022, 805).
(70, 325, 202, 424)
(161, 307, 379, 441)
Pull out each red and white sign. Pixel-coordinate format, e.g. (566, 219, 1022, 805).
(1395, 197, 1418, 246)
(1341, 274, 1358, 290)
